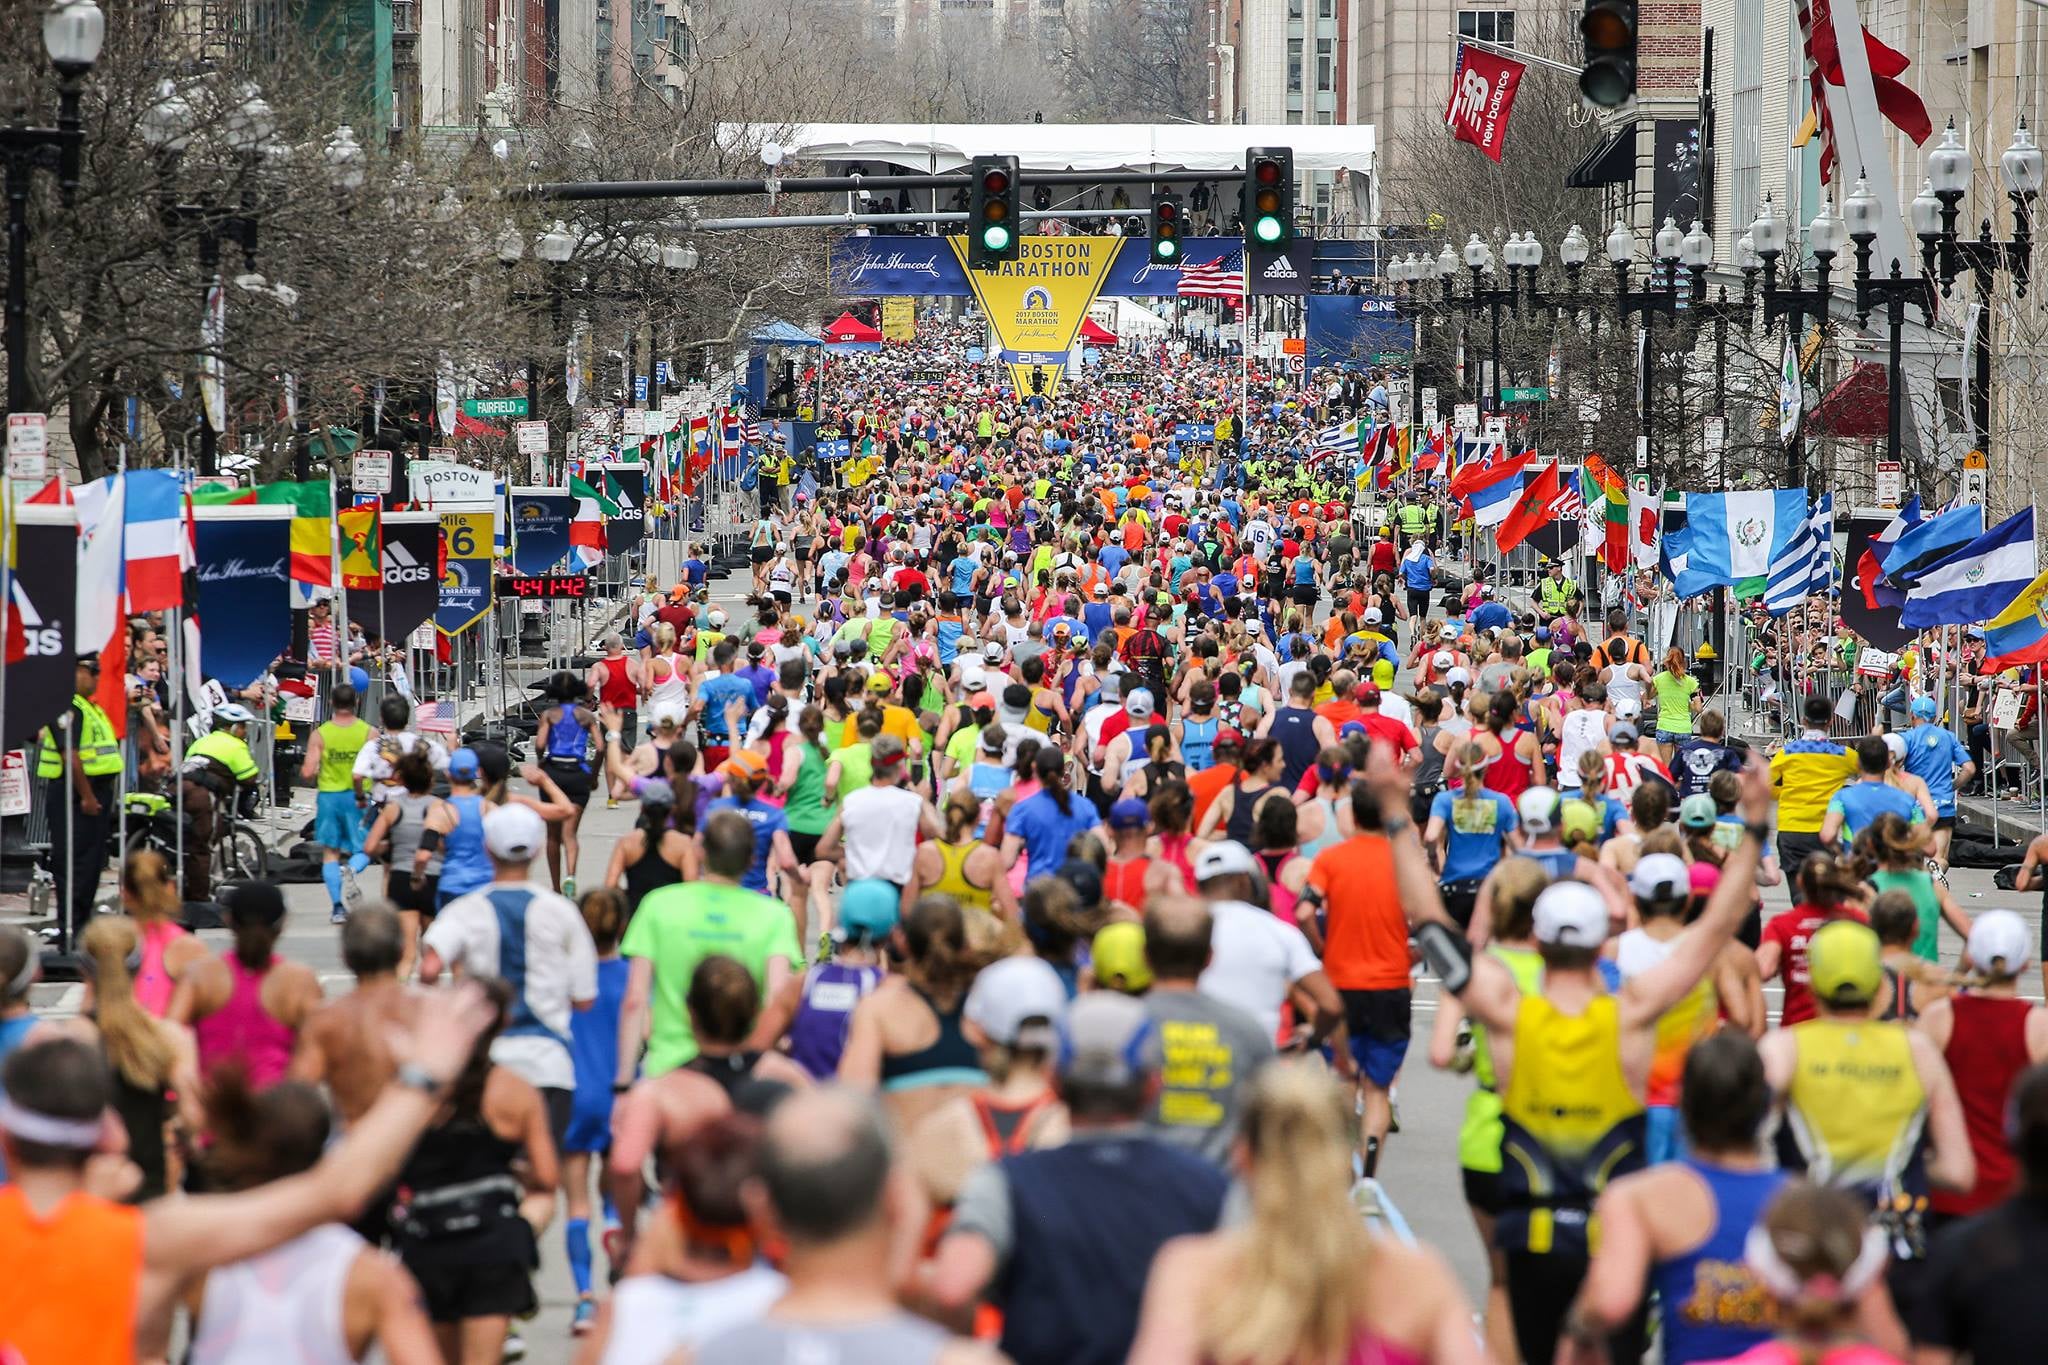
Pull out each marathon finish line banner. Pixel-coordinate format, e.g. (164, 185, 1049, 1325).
(830, 235, 1248, 299)
(945, 236, 1120, 400)
(376, 513, 441, 645)
(508, 488, 574, 575)
(192, 509, 294, 690)
(3, 507, 80, 751)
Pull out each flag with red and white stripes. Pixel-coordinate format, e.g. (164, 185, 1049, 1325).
(1177, 250, 1245, 301)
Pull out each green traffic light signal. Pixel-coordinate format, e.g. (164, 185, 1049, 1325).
(1253, 215, 1284, 244)
(1158, 237, 1179, 258)
(983, 223, 1012, 252)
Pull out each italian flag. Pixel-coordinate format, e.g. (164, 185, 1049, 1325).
(569, 474, 618, 568)
(191, 478, 333, 586)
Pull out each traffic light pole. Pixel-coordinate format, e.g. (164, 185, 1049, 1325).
(511, 169, 1229, 204)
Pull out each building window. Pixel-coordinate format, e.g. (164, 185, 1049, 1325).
(1456, 10, 1514, 45)
(1316, 37, 1334, 90)
(1287, 34, 1303, 91)
(1728, 0, 1765, 239)
(1319, 0, 1335, 14)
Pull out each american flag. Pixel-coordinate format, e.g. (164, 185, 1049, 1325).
(740, 418, 761, 445)
(1177, 249, 1245, 301)
(414, 699, 457, 735)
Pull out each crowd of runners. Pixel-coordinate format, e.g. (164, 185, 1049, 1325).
(5, 320, 2048, 1365)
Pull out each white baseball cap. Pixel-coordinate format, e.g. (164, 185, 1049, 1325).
(484, 804, 548, 862)
(1516, 786, 1563, 835)
(1614, 698, 1643, 721)
(1967, 909, 2033, 977)
(1432, 650, 1454, 670)
(1446, 665, 1472, 688)
(1125, 687, 1156, 719)
(1364, 607, 1383, 625)
(1532, 880, 1609, 947)
(964, 956, 1069, 1049)
(1628, 852, 1691, 903)
(1194, 840, 1258, 882)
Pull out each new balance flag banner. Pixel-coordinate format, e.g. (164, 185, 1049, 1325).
(1444, 42, 1525, 162)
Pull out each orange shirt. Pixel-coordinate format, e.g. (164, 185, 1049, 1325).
(0, 1186, 144, 1365)
(1308, 834, 1412, 990)
(1317, 699, 1364, 730)
(1187, 762, 1241, 831)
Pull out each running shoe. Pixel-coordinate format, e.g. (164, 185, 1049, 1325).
(502, 1323, 526, 1361)
(330, 904, 349, 925)
(1388, 1085, 1401, 1135)
(562, 876, 576, 900)
(607, 797, 619, 810)
(571, 1297, 598, 1336)
(339, 864, 365, 911)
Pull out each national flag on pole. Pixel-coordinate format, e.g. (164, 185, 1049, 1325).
(1900, 507, 2037, 628)
(1581, 454, 1629, 572)
(568, 474, 616, 568)
(193, 479, 333, 585)
(1882, 502, 1984, 587)
(1628, 483, 1662, 570)
(121, 469, 186, 612)
(1468, 463, 1527, 528)
(1764, 494, 1836, 613)
(1494, 462, 1569, 553)
(338, 504, 382, 592)
(1778, 333, 1803, 445)
(1449, 444, 1530, 507)
(1857, 496, 1922, 609)
(72, 475, 131, 734)
(1663, 489, 1809, 596)
(1982, 567, 2048, 671)
(1178, 249, 1246, 301)
(1794, 0, 1933, 187)
(178, 494, 205, 713)
(1412, 423, 1448, 472)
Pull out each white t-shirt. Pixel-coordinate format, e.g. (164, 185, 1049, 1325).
(351, 730, 451, 801)
(1558, 709, 1610, 789)
(840, 784, 926, 884)
(1197, 899, 1325, 1040)
(422, 883, 600, 1091)
(600, 1265, 789, 1365)
(1377, 693, 1415, 730)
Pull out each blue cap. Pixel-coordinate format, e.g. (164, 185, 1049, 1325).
(448, 747, 481, 781)
(1107, 797, 1151, 830)
(1339, 720, 1369, 738)
(1911, 696, 1937, 719)
(838, 879, 901, 942)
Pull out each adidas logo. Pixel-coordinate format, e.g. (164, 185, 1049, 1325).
(383, 539, 432, 584)
(1262, 257, 1298, 279)
(11, 578, 62, 655)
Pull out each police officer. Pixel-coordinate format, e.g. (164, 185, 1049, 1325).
(1397, 496, 1430, 544)
(1537, 561, 1579, 617)
(38, 654, 123, 944)
(181, 703, 264, 903)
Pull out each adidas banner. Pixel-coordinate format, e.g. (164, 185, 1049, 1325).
(3, 508, 80, 751)
(508, 489, 574, 575)
(374, 513, 441, 646)
(193, 514, 293, 690)
(1248, 240, 1315, 297)
(595, 464, 647, 558)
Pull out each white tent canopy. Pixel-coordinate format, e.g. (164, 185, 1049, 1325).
(717, 122, 1375, 177)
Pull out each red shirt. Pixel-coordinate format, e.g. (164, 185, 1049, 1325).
(1370, 540, 1398, 575)
(1359, 712, 1417, 756)
(1931, 992, 2039, 1217)
(1762, 903, 1871, 1025)
(892, 566, 930, 598)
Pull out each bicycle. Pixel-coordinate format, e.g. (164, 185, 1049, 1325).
(122, 790, 270, 885)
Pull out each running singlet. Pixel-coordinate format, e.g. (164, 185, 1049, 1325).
(595, 656, 638, 710)
(1497, 992, 1646, 1255)
(1457, 945, 1544, 1175)
(0, 1186, 144, 1365)
(1650, 1161, 1787, 1364)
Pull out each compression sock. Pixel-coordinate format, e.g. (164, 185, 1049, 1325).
(347, 850, 372, 875)
(1363, 1137, 1382, 1180)
(566, 1217, 593, 1297)
(321, 862, 345, 910)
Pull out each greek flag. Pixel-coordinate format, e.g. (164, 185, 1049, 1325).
(1763, 494, 1834, 614)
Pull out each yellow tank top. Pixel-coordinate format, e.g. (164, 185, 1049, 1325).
(931, 838, 992, 912)
(316, 717, 371, 792)
(1646, 975, 1719, 1109)
(1499, 992, 1646, 1253)
(1025, 694, 1055, 734)
(1784, 1018, 1927, 1191)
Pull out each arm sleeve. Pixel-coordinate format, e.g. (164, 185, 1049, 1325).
(565, 906, 599, 1001)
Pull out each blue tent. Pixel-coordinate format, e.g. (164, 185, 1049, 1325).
(747, 319, 823, 419)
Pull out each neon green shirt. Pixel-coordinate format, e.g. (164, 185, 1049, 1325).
(620, 880, 802, 1073)
(315, 718, 371, 792)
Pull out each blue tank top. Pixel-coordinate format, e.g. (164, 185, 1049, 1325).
(437, 794, 493, 897)
(1293, 557, 1314, 585)
(0, 1014, 38, 1183)
(1651, 1161, 1787, 1365)
(1180, 715, 1220, 772)
(788, 961, 884, 1080)
(1270, 706, 1322, 789)
(545, 706, 590, 769)
(570, 957, 630, 1101)
(1524, 846, 1579, 880)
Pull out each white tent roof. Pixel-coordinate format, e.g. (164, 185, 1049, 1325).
(719, 123, 1375, 176)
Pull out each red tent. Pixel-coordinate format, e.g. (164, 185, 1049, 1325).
(1079, 318, 1119, 345)
(823, 312, 883, 343)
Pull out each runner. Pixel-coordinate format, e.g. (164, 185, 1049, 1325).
(299, 682, 374, 925)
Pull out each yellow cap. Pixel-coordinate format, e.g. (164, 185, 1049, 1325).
(1091, 922, 1153, 994)
(1807, 919, 1883, 1006)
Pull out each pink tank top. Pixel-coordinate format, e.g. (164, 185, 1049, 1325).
(193, 954, 296, 1090)
(133, 920, 187, 1018)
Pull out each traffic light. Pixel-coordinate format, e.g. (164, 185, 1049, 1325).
(1149, 192, 1183, 264)
(1579, 0, 1637, 107)
(1244, 147, 1293, 247)
(967, 155, 1021, 268)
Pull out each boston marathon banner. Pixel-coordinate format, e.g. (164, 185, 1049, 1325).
(508, 488, 574, 575)
(831, 235, 1241, 300)
(192, 509, 294, 690)
(3, 506, 79, 751)
(944, 236, 1120, 398)
(593, 463, 647, 558)
(377, 512, 441, 645)
(436, 510, 494, 638)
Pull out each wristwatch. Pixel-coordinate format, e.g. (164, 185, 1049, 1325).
(1743, 820, 1771, 843)
(394, 1062, 447, 1096)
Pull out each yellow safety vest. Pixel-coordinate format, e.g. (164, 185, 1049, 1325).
(37, 696, 122, 779)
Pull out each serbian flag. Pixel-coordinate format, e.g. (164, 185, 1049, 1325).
(121, 469, 186, 612)
(1412, 423, 1448, 472)
(1449, 445, 1533, 509)
(1495, 462, 1567, 553)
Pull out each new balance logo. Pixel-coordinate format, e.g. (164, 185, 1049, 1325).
(1262, 257, 1298, 279)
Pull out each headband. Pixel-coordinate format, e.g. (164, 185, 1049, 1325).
(1742, 1223, 1888, 1305)
(0, 1096, 105, 1150)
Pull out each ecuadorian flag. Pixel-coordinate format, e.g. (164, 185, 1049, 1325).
(1982, 567, 2048, 671)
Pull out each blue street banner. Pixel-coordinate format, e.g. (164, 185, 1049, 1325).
(436, 510, 493, 637)
(1306, 295, 1416, 368)
(595, 463, 646, 557)
(193, 511, 294, 688)
(829, 235, 1253, 299)
(508, 489, 574, 574)
(2, 510, 79, 751)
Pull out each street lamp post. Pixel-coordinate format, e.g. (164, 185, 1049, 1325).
(1843, 172, 1935, 476)
(1750, 193, 1843, 487)
(1607, 216, 1690, 479)
(533, 220, 577, 477)
(3, 0, 104, 418)
(1912, 117, 2042, 463)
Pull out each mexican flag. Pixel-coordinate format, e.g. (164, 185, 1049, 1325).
(1581, 454, 1628, 573)
(191, 478, 333, 585)
(569, 474, 617, 568)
